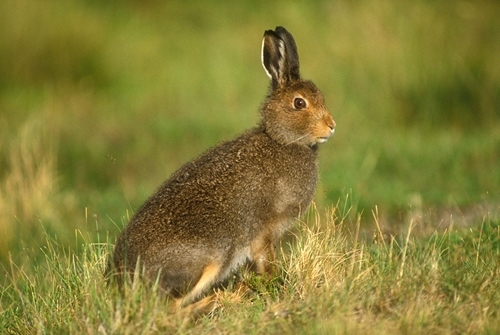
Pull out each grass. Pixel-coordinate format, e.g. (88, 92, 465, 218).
(1, 208, 499, 334)
(0, 0, 500, 333)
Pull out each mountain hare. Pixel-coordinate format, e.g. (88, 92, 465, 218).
(109, 26, 335, 312)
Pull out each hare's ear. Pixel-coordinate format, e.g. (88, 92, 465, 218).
(261, 26, 300, 88)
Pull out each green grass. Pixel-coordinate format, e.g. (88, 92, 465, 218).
(1, 0, 500, 332)
(1, 208, 499, 334)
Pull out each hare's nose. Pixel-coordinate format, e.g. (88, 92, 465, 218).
(325, 115, 336, 132)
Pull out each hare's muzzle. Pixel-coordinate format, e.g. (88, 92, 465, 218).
(317, 114, 336, 143)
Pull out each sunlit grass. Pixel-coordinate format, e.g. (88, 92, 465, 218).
(1, 208, 499, 334)
(0, 117, 67, 264)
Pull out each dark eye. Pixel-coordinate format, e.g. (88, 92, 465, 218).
(293, 97, 307, 110)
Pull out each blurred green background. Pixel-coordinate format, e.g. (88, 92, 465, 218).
(1, 0, 499, 265)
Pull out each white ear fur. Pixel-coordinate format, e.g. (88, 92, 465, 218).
(276, 40, 286, 78)
(261, 36, 286, 83)
(261, 38, 273, 80)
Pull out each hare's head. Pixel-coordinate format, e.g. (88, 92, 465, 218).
(260, 26, 335, 148)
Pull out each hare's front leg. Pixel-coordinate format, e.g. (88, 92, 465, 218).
(249, 231, 277, 275)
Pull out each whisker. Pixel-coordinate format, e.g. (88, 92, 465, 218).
(286, 134, 308, 146)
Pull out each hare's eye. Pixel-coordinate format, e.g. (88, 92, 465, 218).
(293, 97, 307, 110)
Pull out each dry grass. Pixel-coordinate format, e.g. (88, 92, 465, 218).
(1, 206, 499, 334)
(0, 117, 60, 262)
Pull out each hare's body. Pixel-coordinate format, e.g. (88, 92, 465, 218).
(113, 127, 317, 302)
(109, 26, 335, 311)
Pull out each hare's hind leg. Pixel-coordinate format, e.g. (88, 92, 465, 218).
(175, 262, 221, 311)
(249, 231, 277, 275)
(175, 294, 218, 318)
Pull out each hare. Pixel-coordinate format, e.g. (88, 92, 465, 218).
(108, 26, 335, 313)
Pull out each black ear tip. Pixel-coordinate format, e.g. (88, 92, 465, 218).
(264, 26, 290, 37)
(263, 30, 277, 40)
(274, 26, 290, 34)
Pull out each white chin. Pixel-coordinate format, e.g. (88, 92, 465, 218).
(316, 138, 328, 144)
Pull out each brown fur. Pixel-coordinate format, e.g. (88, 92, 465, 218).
(107, 26, 335, 313)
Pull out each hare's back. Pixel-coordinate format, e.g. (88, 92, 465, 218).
(122, 127, 317, 253)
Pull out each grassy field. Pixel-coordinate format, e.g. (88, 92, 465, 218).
(1, 0, 500, 333)
(1, 209, 499, 334)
